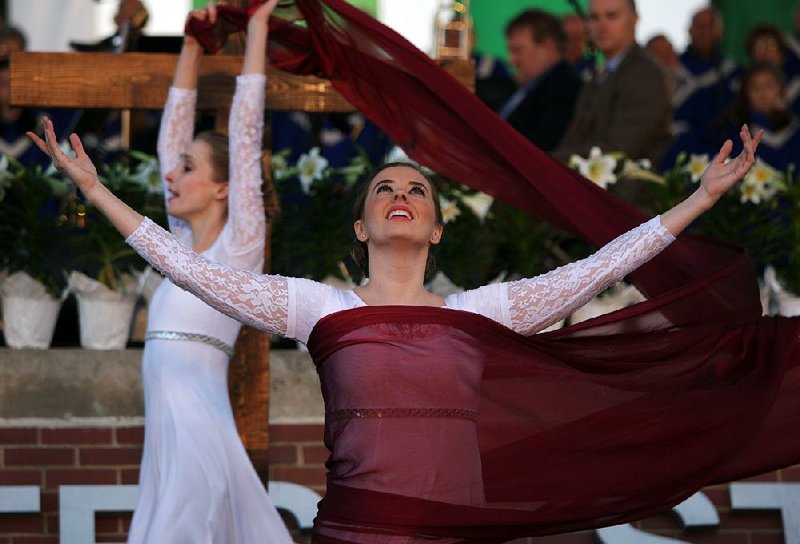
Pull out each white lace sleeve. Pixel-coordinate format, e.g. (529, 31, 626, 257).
(500, 216, 674, 335)
(157, 87, 196, 244)
(126, 217, 290, 335)
(227, 74, 267, 253)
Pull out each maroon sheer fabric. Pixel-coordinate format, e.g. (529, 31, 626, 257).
(307, 306, 799, 541)
(188, 1, 800, 541)
(189, 0, 758, 310)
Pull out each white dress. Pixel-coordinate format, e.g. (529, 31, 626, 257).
(127, 75, 293, 544)
(126, 211, 674, 344)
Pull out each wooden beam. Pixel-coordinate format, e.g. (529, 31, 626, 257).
(10, 51, 473, 112)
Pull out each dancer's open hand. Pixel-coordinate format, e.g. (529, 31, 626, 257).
(27, 117, 99, 198)
(700, 124, 763, 201)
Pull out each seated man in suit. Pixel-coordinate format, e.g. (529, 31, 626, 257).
(553, 0, 673, 165)
(500, 9, 582, 152)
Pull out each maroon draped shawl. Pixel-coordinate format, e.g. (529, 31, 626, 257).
(305, 306, 799, 540)
(189, 1, 800, 540)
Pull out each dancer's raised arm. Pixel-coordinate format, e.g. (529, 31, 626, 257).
(455, 126, 763, 335)
(156, 6, 205, 239)
(227, 0, 278, 253)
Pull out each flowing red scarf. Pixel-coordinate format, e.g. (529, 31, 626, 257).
(305, 306, 799, 540)
(188, 1, 800, 540)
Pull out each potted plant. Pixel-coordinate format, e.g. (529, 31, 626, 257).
(0, 156, 71, 349)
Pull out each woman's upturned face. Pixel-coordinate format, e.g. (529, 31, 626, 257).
(747, 71, 783, 114)
(355, 165, 442, 247)
(164, 139, 228, 221)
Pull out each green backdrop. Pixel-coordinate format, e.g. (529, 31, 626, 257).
(469, 0, 800, 65)
(713, 0, 798, 63)
(469, 0, 587, 61)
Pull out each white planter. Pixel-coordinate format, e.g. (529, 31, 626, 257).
(75, 295, 137, 350)
(1, 272, 64, 349)
(69, 271, 142, 350)
(2, 295, 62, 349)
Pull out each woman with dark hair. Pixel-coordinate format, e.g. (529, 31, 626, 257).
(745, 23, 800, 116)
(716, 63, 800, 171)
(51, 1, 292, 542)
(349, 161, 443, 281)
(31, 76, 761, 540)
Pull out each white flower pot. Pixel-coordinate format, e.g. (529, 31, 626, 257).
(75, 295, 137, 350)
(1, 272, 64, 349)
(2, 295, 62, 349)
(69, 271, 142, 350)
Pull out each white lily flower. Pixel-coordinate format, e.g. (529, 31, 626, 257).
(460, 191, 494, 222)
(439, 196, 461, 224)
(685, 154, 709, 183)
(571, 147, 617, 188)
(739, 179, 764, 204)
(744, 157, 780, 188)
(739, 158, 780, 204)
(296, 147, 329, 193)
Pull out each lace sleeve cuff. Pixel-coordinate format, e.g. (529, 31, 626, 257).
(236, 73, 267, 85)
(653, 215, 676, 244)
(167, 86, 197, 99)
(125, 216, 152, 247)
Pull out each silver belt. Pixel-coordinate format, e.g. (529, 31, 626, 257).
(145, 330, 235, 358)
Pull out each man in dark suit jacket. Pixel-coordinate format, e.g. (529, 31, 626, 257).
(554, 0, 673, 165)
(500, 9, 582, 152)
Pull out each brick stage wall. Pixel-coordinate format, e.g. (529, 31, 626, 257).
(0, 424, 795, 543)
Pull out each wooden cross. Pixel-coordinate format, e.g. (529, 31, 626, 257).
(11, 49, 473, 479)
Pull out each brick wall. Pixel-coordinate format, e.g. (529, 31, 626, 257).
(268, 424, 328, 496)
(1, 424, 796, 543)
(0, 425, 143, 543)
